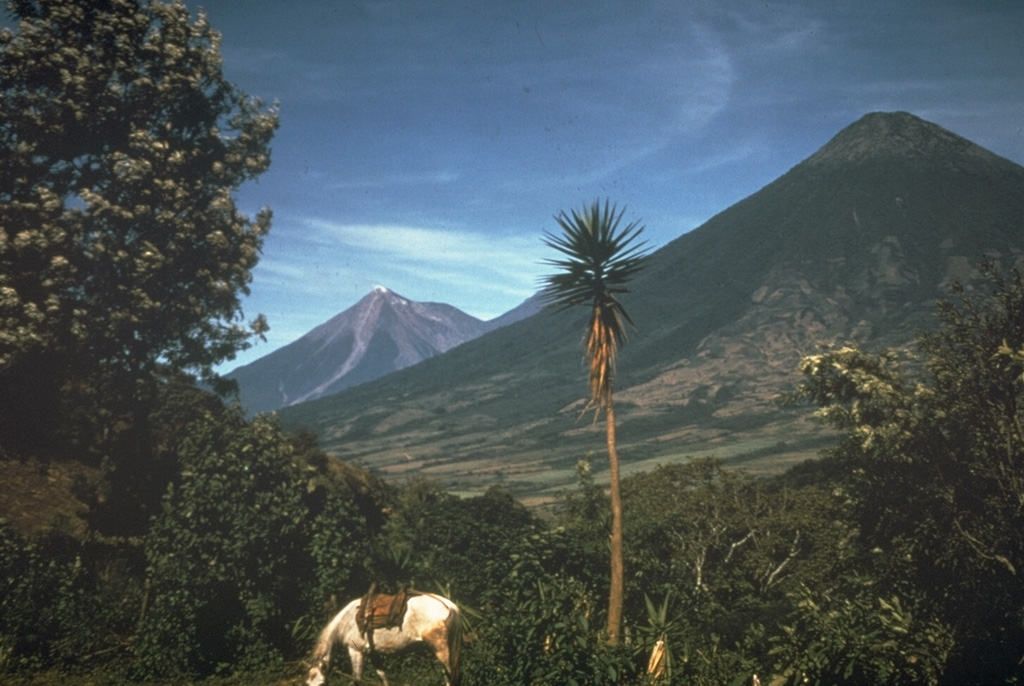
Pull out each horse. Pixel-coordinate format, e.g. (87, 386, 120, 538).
(305, 591, 462, 686)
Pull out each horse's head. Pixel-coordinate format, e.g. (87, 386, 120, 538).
(305, 659, 327, 686)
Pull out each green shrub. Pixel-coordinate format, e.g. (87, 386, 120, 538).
(767, 581, 953, 685)
(133, 408, 382, 678)
(464, 574, 642, 686)
(0, 519, 137, 672)
(135, 412, 312, 677)
(305, 488, 372, 620)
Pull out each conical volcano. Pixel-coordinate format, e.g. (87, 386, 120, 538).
(227, 287, 492, 413)
(279, 112, 1024, 500)
(625, 111, 1023, 373)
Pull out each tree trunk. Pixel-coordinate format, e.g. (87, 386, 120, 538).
(606, 402, 624, 644)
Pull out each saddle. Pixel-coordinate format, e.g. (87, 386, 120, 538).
(356, 583, 413, 637)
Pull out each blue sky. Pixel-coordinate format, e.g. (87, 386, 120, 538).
(197, 0, 1024, 372)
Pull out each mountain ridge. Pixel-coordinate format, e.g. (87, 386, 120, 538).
(278, 112, 1024, 503)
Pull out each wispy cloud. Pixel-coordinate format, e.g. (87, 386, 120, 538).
(251, 219, 549, 317)
(676, 141, 768, 177)
(304, 220, 543, 265)
(327, 171, 461, 190)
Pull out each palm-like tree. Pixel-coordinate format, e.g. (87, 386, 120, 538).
(540, 199, 649, 644)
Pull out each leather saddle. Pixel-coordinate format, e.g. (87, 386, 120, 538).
(356, 583, 412, 636)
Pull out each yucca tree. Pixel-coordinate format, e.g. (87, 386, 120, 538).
(540, 199, 649, 644)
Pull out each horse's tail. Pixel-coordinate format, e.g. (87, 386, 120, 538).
(446, 604, 464, 686)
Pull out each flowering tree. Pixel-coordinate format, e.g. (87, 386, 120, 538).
(0, 0, 277, 442)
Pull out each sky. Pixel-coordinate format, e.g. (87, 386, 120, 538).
(190, 0, 1024, 372)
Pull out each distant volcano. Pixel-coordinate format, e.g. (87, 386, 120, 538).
(225, 286, 540, 414)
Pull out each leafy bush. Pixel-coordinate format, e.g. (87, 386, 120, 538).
(768, 581, 953, 685)
(132, 405, 384, 679)
(0, 518, 138, 672)
(304, 485, 372, 625)
(792, 263, 1024, 682)
(135, 412, 313, 677)
(381, 482, 547, 605)
(466, 575, 641, 686)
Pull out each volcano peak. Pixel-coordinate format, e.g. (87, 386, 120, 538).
(805, 111, 1005, 168)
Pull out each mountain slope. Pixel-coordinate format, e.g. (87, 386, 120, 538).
(481, 292, 544, 332)
(278, 112, 1024, 502)
(228, 287, 499, 413)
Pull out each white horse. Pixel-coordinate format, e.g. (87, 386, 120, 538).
(305, 592, 462, 686)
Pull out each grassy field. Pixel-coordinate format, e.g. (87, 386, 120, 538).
(346, 409, 837, 510)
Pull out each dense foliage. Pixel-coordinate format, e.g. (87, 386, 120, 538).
(790, 262, 1024, 684)
(138, 412, 312, 675)
(0, 0, 276, 385)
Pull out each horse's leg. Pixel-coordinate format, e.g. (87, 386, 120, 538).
(348, 646, 364, 682)
(366, 651, 389, 686)
(423, 624, 453, 686)
(436, 646, 453, 686)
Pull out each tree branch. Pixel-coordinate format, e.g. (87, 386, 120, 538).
(724, 530, 756, 563)
(763, 530, 801, 591)
(954, 518, 1016, 575)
